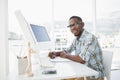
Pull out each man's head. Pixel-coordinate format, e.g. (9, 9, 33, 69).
(68, 16, 84, 38)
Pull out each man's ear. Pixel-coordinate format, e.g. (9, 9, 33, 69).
(81, 22, 84, 27)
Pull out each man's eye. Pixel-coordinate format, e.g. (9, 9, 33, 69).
(70, 24, 75, 27)
(67, 23, 76, 28)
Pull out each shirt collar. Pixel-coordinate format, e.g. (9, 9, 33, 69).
(77, 30, 87, 41)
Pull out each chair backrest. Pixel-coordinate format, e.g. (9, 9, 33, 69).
(102, 50, 113, 80)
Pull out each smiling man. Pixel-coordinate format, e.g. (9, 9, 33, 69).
(48, 16, 105, 80)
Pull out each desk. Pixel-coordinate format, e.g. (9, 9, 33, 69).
(8, 59, 99, 80)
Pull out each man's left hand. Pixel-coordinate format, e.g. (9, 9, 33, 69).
(60, 52, 67, 58)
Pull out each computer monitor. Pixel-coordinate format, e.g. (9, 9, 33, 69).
(15, 10, 51, 53)
(30, 24, 51, 51)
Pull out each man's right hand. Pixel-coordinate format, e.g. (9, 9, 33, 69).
(48, 51, 56, 59)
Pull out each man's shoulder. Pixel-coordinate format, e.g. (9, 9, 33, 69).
(84, 30, 96, 39)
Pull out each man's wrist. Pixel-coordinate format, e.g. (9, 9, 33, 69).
(65, 54, 69, 59)
(56, 52, 61, 56)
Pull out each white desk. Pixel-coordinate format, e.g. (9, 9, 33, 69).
(8, 59, 99, 80)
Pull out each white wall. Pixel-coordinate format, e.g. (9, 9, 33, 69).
(0, 0, 8, 79)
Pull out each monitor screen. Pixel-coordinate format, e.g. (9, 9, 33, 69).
(15, 10, 51, 51)
(30, 24, 50, 42)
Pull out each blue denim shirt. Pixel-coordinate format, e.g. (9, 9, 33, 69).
(65, 30, 105, 78)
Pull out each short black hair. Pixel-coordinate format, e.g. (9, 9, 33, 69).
(69, 16, 82, 22)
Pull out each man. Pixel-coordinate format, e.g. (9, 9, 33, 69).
(48, 16, 105, 80)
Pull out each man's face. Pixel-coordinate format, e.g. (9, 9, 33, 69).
(68, 18, 83, 37)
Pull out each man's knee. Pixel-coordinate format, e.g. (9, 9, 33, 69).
(74, 77, 84, 80)
(62, 77, 85, 80)
(62, 78, 76, 80)
(90, 77, 104, 80)
(62, 77, 104, 80)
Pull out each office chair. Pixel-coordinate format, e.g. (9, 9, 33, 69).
(102, 50, 113, 80)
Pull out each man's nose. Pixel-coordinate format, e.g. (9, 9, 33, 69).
(70, 26, 75, 30)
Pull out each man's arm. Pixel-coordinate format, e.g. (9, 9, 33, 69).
(48, 51, 64, 59)
(60, 52, 86, 64)
(48, 51, 85, 64)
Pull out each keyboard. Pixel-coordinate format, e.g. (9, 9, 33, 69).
(38, 57, 54, 68)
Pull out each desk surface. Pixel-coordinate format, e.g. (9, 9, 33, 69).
(9, 59, 99, 80)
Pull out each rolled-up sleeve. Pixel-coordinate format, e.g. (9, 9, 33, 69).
(65, 40, 76, 54)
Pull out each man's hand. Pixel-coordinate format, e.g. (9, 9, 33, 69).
(60, 52, 67, 58)
(48, 51, 56, 59)
(48, 51, 67, 59)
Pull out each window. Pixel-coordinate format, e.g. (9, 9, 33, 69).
(53, 0, 93, 50)
(96, 0, 120, 68)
